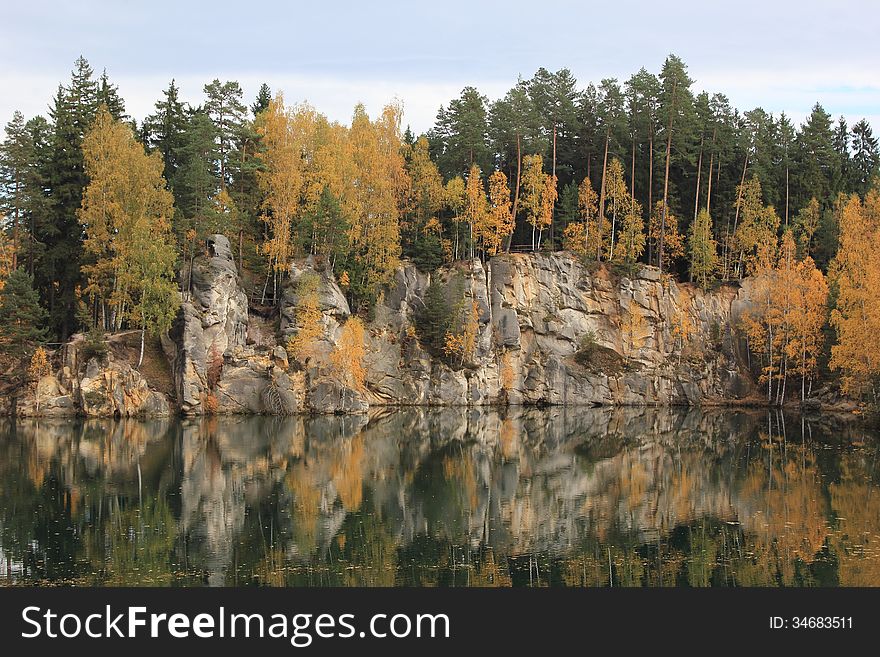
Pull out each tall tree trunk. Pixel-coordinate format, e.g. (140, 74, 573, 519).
(647, 134, 654, 266)
(693, 135, 704, 221)
(507, 133, 522, 253)
(550, 125, 557, 248)
(731, 152, 749, 278)
(706, 152, 714, 216)
(785, 166, 790, 228)
(631, 134, 636, 218)
(597, 129, 610, 260)
(659, 81, 677, 274)
(138, 321, 146, 369)
(11, 181, 19, 270)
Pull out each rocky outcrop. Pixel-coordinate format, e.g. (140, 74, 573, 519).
(14, 335, 170, 418)
(325, 253, 756, 408)
(170, 234, 251, 415)
(7, 246, 760, 418)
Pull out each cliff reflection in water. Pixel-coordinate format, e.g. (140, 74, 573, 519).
(1, 408, 878, 587)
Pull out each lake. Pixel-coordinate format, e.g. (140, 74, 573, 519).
(0, 407, 877, 587)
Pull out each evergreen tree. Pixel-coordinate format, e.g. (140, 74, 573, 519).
(143, 80, 188, 187)
(428, 87, 492, 178)
(203, 79, 247, 190)
(0, 269, 48, 356)
(851, 119, 880, 195)
(251, 83, 272, 117)
(96, 69, 127, 121)
(40, 57, 99, 340)
(175, 109, 219, 234)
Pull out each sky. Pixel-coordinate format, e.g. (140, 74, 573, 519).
(2, 0, 879, 136)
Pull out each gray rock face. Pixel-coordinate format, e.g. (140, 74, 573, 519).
(8, 249, 758, 418)
(170, 234, 250, 414)
(15, 337, 170, 418)
(347, 253, 756, 408)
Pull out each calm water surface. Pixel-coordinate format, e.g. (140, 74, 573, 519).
(1, 408, 878, 587)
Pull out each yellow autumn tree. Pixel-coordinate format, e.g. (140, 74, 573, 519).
(256, 93, 306, 282)
(332, 316, 367, 391)
(347, 103, 404, 301)
(648, 201, 685, 268)
(602, 158, 629, 260)
(445, 176, 466, 260)
(830, 190, 880, 399)
(463, 164, 487, 260)
(286, 274, 323, 363)
(404, 136, 444, 234)
(732, 177, 781, 278)
(563, 176, 602, 257)
(521, 154, 551, 251)
(617, 196, 646, 263)
(0, 229, 13, 292)
(787, 254, 828, 400)
(78, 105, 178, 365)
(479, 170, 514, 257)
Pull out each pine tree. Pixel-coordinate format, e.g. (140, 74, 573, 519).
(251, 83, 272, 117)
(40, 57, 99, 340)
(851, 119, 880, 195)
(203, 79, 247, 190)
(143, 80, 188, 187)
(0, 269, 48, 356)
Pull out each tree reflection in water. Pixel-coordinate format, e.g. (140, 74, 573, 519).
(0, 408, 877, 587)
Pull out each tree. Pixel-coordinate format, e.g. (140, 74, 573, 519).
(851, 119, 880, 195)
(787, 255, 828, 400)
(78, 106, 179, 365)
(829, 191, 880, 400)
(688, 209, 717, 288)
(332, 317, 367, 391)
(255, 94, 305, 290)
(0, 269, 48, 356)
(286, 274, 323, 363)
(732, 177, 780, 277)
(0, 231, 13, 289)
(143, 80, 188, 188)
(602, 158, 629, 259)
(345, 103, 404, 306)
(657, 54, 694, 272)
(793, 197, 820, 258)
(616, 196, 645, 263)
(649, 201, 685, 268)
(252, 83, 272, 117)
(562, 175, 601, 256)
(175, 108, 219, 237)
(521, 154, 552, 250)
(479, 170, 514, 257)
(463, 164, 487, 259)
(203, 79, 247, 191)
(40, 56, 99, 340)
(428, 87, 492, 178)
(444, 175, 466, 260)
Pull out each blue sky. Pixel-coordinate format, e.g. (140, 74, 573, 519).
(2, 0, 879, 135)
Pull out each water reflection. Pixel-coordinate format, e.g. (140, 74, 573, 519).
(0, 408, 877, 587)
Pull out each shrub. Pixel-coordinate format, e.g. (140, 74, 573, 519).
(574, 330, 598, 366)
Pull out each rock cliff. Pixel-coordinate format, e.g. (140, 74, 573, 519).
(351, 253, 756, 408)
(4, 235, 761, 417)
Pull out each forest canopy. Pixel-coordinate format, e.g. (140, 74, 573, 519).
(1, 54, 879, 401)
